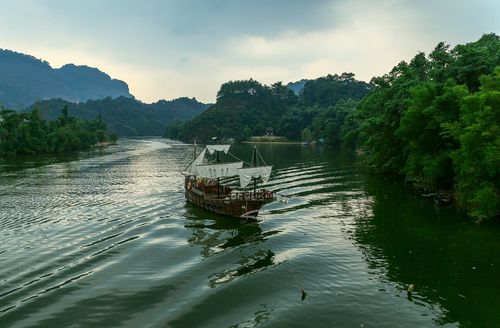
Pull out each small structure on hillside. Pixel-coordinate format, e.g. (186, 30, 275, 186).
(265, 127, 274, 136)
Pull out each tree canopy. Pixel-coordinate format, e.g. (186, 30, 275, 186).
(354, 33, 499, 220)
(167, 74, 370, 142)
(0, 106, 114, 156)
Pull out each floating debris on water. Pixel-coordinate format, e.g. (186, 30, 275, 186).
(407, 284, 414, 301)
(301, 288, 307, 301)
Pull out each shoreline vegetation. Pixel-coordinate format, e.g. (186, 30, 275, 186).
(241, 140, 304, 144)
(93, 141, 117, 148)
(166, 34, 499, 221)
(0, 105, 117, 157)
(243, 136, 303, 144)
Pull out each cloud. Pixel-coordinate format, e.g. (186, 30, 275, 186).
(0, 0, 498, 103)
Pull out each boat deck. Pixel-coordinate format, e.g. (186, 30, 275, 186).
(184, 175, 273, 218)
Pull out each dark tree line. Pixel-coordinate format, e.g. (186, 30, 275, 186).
(353, 33, 499, 220)
(23, 96, 208, 136)
(0, 106, 115, 156)
(165, 75, 370, 142)
(171, 79, 297, 142)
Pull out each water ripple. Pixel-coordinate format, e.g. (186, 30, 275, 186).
(0, 139, 483, 327)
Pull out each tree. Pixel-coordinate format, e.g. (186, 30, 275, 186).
(300, 72, 371, 107)
(446, 68, 500, 219)
(309, 99, 359, 146)
(397, 80, 467, 189)
(0, 106, 115, 156)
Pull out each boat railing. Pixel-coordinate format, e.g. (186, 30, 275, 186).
(230, 190, 273, 201)
(185, 176, 273, 201)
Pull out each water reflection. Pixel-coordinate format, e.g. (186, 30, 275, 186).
(4, 138, 498, 327)
(230, 304, 275, 328)
(15, 284, 176, 328)
(184, 205, 279, 288)
(354, 175, 500, 327)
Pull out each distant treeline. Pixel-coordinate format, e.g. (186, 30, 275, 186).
(0, 106, 115, 156)
(165, 72, 371, 143)
(168, 33, 499, 220)
(23, 96, 208, 136)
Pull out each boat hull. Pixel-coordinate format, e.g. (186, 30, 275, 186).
(184, 181, 273, 219)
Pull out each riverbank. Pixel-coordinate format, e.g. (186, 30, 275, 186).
(241, 140, 304, 144)
(242, 135, 304, 144)
(93, 141, 117, 148)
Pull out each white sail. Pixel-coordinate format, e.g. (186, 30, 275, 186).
(188, 148, 207, 175)
(238, 166, 272, 188)
(195, 162, 243, 178)
(206, 144, 231, 155)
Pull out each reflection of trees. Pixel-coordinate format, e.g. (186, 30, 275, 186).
(184, 205, 278, 288)
(354, 175, 500, 327)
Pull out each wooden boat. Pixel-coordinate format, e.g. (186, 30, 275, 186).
(182, 144, 274, 219)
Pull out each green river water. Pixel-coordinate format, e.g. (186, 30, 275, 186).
(0, 138, 499, 327)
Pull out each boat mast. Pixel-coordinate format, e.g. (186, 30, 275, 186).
(193, 139, 197, 161)
(215, 137, 221, 198)
(251, 146, 257, 195)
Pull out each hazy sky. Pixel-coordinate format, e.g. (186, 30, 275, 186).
(0, 0, 498, 103)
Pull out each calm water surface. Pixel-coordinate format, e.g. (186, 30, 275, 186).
(1, 138, 499, 327)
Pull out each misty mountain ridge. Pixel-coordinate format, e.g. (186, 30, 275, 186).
(0, 49, 133, 109)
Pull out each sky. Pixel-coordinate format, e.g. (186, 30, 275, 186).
(0, 0, 498, 103)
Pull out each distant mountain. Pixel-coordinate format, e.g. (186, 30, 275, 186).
(0, 49, 133, 109)
(286, 79, 309, 95)
(24, 96, 208, 136)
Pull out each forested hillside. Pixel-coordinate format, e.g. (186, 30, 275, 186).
(172, 80, 295, 141)
(278, 73, 371, 141)
(167, 74, 371, 142)
(24, 96, 208, 136)
(0, 49, 132, 109)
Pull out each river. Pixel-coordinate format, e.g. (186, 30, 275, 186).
(0, 138, 498, 327)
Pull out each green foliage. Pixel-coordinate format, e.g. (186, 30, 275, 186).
(24, 96, 208, 136)
(277, 105, 319, 140)
(0, 106, 114, 156)
(309, 99, 359, 146)
(397, 80, 467, 189)
(178, 79, 294, 142)
(451, 33, 500, 91)
(300, 72, 371, 107)
(355, 34, 499, 220)
(301, 127, 312, 143)
(448, 68, 500, 219)
(174, 74, 369, 143)
(163, 121, 184, 140)
(355, 53, 431, 172)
